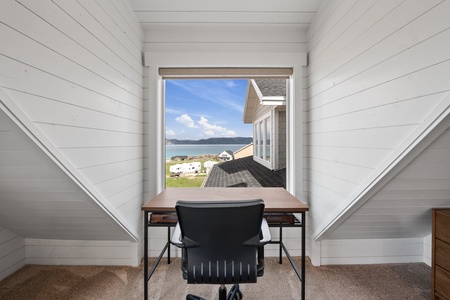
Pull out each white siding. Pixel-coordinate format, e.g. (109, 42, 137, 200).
(306, 0, 450, 244)
(0, 0, 144, 242)
(277, 109, 287, 169)
(0, 228, 25, 281)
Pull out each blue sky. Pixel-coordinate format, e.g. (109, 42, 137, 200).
(165, 79, 253, 140)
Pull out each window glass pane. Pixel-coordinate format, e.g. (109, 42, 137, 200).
(255, 122, 260, 158)
(266, 119, 271, 162)
(259, 121, 264, 159)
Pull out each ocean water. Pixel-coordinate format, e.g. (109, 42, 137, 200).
(166, 144, 247, 159)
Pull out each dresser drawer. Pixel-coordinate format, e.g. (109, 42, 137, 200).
(436, 239, 450, 271)
(435, 266, 450, 299)
(436, 211, 450, 244)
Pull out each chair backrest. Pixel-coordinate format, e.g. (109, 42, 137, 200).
(175, 199, 265, 284)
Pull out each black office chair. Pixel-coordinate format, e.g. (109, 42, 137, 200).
(171, 199, 271, 300)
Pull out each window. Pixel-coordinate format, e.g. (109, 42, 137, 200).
(150, 65, 303, 195)
(254, 111, 272, 169)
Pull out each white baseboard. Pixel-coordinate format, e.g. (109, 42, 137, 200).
(423, 234, 432, 266)
(25, 239, 140, 267)
(0, 228, 26, 281)
(320, 237, 426, 265)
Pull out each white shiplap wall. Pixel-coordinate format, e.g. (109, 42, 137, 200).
(328, 126, 450, 238)
(0, 0, 144, 265)
(0, 228, 25, 281)
(136, 0, 312, 54)
(141, 3, 310, 257)
(143, 24, 307, 54)
(0, 107, 140, 274)
(306, 0, 450, 263)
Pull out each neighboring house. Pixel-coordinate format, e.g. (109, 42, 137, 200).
(0, 0, 450, 282)
(203, 156, 285, 188)
(233, 143, 253, 160)
(243, 79, 287, 170)
(217, 150, 234, 162)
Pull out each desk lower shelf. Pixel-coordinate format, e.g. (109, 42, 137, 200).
(149, 212, 300, 226)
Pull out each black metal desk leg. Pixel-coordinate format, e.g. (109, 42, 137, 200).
(279, 226, 283, 264)
(144, 211, 149, 300)
(301, 211, 306, 300)
(167, 226, 171, 264)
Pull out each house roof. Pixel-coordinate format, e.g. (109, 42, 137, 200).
(203, 156, 285, 188)
(243, 79, 286, 123)
(254, 79, 286, 98)
(218, 150, 234, 156)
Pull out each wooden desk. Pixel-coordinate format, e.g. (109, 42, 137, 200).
(142, 187, 309, 300)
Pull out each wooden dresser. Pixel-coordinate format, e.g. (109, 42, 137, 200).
(432, 209, 450, 299)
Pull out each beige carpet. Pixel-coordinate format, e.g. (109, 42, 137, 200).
(0, 257, 430, 300)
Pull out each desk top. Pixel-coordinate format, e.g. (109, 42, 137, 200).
(141, 187, 309, 213)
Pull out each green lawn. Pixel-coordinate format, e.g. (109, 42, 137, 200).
(165, 157, 218, 188)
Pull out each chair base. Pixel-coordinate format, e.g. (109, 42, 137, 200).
(225, 284, 243, 300)
(186, 284, 243, 300)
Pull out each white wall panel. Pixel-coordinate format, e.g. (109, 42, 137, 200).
(321, 238, 424, 265)
(308, 0, 445, 89)
(0, 228, 25, 281)
(144, 23, 307, 53)
(308, 0, 406, 76)
(306, 0, 450, 267)
(0, 58, 142, 121)
(94, 0, 143, 51)
(25, 239, 139, 266)
(307, 0, 361, 52)
(0, 0, 144, 262)
(328, 125, 450, 241)
(58, 0, 143, 73)
(131, 0, 320, 13)
(7, 92, 142, 134)
(423, 234, 432, 266)
(0, 25, 141, 109)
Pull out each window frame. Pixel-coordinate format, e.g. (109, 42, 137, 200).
(253, 111, 272, 169)
(146, 60, 305, 199)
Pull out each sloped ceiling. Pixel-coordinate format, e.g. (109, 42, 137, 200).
(327, 123, 450, 240)
(0, 108, 133, 241)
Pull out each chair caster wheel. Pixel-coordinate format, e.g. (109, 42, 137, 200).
(234, 290, 243, 300)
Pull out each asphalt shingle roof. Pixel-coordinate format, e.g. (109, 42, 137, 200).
(203, 156, 286, 188)
(254, 79, 286, 97)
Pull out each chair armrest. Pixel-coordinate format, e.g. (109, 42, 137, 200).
(260, 218, 271, 244)
(171, 223, 183, 247)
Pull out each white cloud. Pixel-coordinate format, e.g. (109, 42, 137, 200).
(225, 80, 238, 88)
(166, 128, 176, 136)
(197, 116, 236, 137)
(166, 107, 183, 115)
(176, 114, 197, 128)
